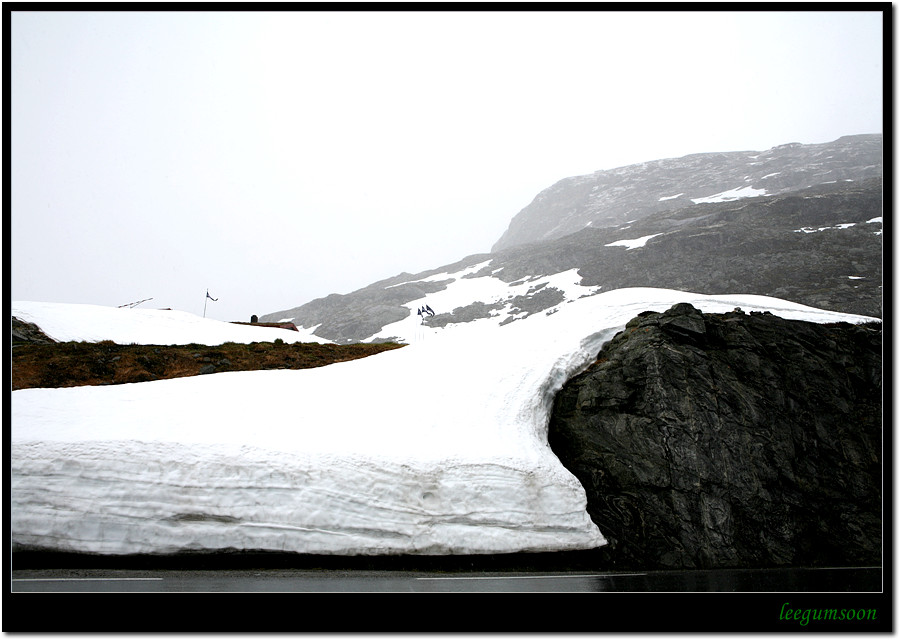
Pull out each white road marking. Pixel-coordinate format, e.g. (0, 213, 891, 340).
(807, 566, 881, 570)
(13, 577, 163, 582)
(417, 573, 646, 581)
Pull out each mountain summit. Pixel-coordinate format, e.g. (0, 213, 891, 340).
(492, 134, 882, 252)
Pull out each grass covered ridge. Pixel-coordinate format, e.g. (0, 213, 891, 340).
(12, 339, 405, 390)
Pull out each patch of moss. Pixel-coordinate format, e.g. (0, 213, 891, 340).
(12, 340, 405, 390)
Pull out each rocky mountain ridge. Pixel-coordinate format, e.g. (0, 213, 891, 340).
(491, 176, 883, 318)
(492, 133, 882, 251)
(262, 134, 882, 343)
(264, 179, 882, 343)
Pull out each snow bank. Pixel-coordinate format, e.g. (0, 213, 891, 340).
(11, 301, 332, 345)
(11, 289, 878, 556)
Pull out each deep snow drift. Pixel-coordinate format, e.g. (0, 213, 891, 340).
(11, 287, 877, 556)
(12, 301, 332, 345)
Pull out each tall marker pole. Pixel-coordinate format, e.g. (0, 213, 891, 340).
(204, 289, 218, 318)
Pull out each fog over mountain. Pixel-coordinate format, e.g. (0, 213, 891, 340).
(262, 134, 883, 344)
(492, 134, 882, 251)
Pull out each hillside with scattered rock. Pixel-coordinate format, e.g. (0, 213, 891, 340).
(262, 135, 882, 344)
(494, 176, 883, 319)
(493, 133, 882, 251)
(263, 172, 882, 343)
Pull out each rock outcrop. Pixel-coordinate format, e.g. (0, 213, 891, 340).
(548, 303, 882, 570)
(12, 317, 57, 345)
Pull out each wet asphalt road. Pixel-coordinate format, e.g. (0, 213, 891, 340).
(10, 566, 882, 592)
(9, 567, 889, 632)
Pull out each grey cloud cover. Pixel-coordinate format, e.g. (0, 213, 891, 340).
(10, 9, 883, 322)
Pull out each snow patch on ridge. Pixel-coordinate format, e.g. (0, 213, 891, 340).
(794, 223, 857, 234)
(384, 260, 494, 289)
(691, 185, 767, 204)
(369, 267, 602, 343)
(605, 233, 664, 250)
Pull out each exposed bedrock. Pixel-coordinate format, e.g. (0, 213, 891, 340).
(548, 303, 882, 570)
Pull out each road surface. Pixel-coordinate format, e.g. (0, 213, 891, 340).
(11, 566, 882, 592)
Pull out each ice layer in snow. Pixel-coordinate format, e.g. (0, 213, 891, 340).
(11, 288, 877, 556)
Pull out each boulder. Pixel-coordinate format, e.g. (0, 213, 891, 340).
(12, 317, 57, 344)
(548, 303, 882, 570)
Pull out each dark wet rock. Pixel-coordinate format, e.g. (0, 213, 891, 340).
(425, 300, 504, 329)
(548, 303, 882, 570)
(12, 317, 57, 345)
(261, 273, 457, 344)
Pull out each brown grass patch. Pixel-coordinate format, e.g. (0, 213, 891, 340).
(11, 340, 405, 390)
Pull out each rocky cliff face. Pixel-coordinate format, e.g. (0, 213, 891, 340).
(548, 303, 882, 570)
(493, 134, 882, 252)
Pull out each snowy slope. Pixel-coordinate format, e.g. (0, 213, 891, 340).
(12, 301, 332, 345)
(11, 289, 877, 556)
(263, 176, 884, 343)
(368, 262, 601, 344)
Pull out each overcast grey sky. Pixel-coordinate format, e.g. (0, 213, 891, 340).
(11, 9, 883, 322)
